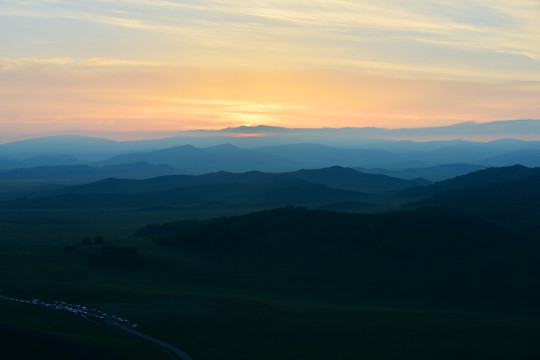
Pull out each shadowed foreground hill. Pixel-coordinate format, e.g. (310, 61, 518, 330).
(401, 164, 540, 198)
(414, 174, 540, 238)
(1, 179, 370, 209)
(138, 206, 540, 304)
(2, 166, 424, 209)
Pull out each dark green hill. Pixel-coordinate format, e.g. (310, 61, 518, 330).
(414, 174, 540, 238)
(356, 163, 488, 181)
(57, 166, 421, 196)
(434, 164, 540, 188)
(1, 179, 370, 209)
(400, 164, 540, 199)
(281, 166, 422, 193)
(139, 206, 539, 304)
(157, 179, 370, 208)
(62, 170, 273, 194)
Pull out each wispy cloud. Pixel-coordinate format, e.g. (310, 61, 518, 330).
(1, 1, 539, 136)
(4, 0, 539, 71)
(0, 57, 164, 70)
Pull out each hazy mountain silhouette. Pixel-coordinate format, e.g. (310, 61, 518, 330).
(0, 135, 124, 160)
(281, 166, 427, 193)
(400, 165, 540, 198)
(96, 144, 298, 173)
(317, 201, 377, 212)
(186, 119, 540, 142)
(50, 166, 422, 196)
(94, 141, 540, 172)
(356, 164, 488, 181)
(0, 158, 19, 169)
(256, 143, 401, 169)
(19, 155, 83, 167)
(2, 178, 370, 209)
(481, 149, 540, 167)
(63, 170, 273, 194)
(0, 163, 176, 182)
(2, 120, 539, 168)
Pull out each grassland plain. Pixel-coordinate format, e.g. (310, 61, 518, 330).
(0, 298, 169, 360)
(2, 204, 540, 359)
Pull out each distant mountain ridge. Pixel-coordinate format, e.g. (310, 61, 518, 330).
(1, 120, 539, 186)
(1, 119, 539, 153)
(0, 162, 175, 182)
(2, 136, 540, 175)
(95, 143, 297, 173)
(2, 164, 540, 241)
(53, 166, 424, 195)
(186, 119, 540, 141)
(402, 164, 540, 198)
(1, 178, 371, 210)
(356, 164, 489, 182)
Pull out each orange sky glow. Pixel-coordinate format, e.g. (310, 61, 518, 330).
(1, 1, 540, 141)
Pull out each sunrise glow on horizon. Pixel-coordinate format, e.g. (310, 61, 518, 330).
(1, 0, 540, 141)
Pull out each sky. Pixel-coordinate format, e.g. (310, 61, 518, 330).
(1, 0, 540, 141)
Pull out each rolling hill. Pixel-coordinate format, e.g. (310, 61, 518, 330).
(356, 163, 488, 182)
(399, 164, 540, 199)
(413, 174, 540, 238)
(1, 178, 371, 210)
(0, 163, 176, 182)
(2, 121, 539, 172)
(51, 166, 424, 196)
(138, 206, 539, 304)
(96, 144, 298, 173)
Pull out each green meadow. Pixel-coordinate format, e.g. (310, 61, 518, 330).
(2, 203, 540, 359)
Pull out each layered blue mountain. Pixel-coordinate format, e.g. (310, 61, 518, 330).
(356, 163, 488, 182)
(0, 163, 175, 182)
(402, 164, 540, 197)
(0, 166, 430, 210)
(1, 120, 539, 173)
(2, 179, 370, 210)
(95, 144, 298, 173)
(57, 166, 424, 195)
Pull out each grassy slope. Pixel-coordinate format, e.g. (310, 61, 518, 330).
(2, 205, 540, 359)
(412, 174, 540, 239)
(0, 299, 168, 360)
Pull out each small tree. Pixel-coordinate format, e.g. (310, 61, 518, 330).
(94, 235, 104, 244)
(81, 237, 92, 246)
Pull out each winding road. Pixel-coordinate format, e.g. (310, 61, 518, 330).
(115, 323, 193, 360)
(0, 294, 193, 360)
